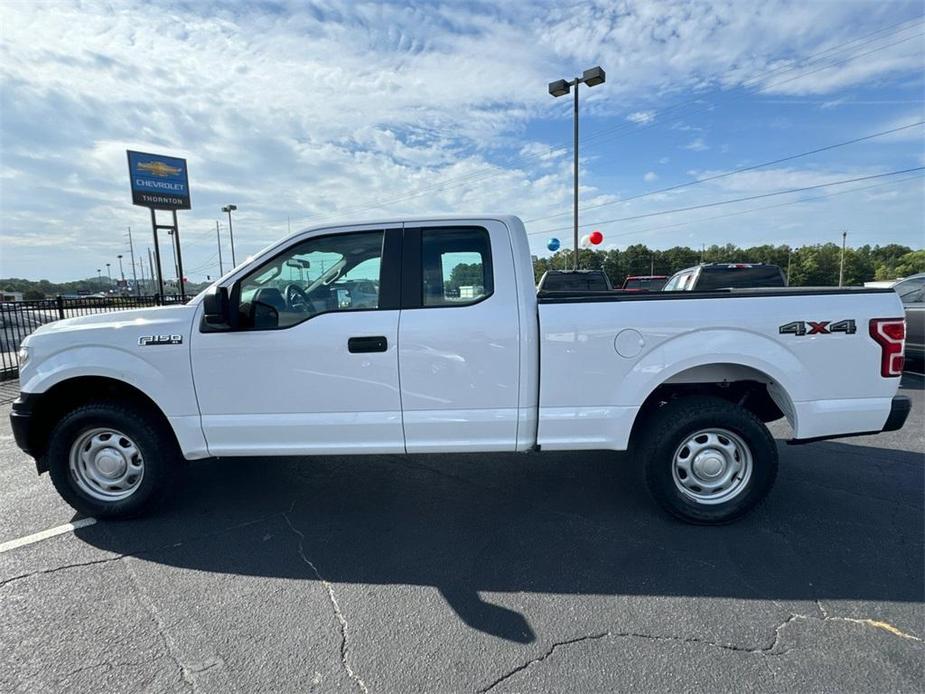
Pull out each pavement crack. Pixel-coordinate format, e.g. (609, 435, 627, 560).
(827, 616, 921, 641)
(478, 626, 791, 694)
(283, 510, 369, 694)
(478, 633, 609, 693)
(120, 556, 197, 693)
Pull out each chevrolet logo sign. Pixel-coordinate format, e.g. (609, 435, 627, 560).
(137, 161, 183, 177)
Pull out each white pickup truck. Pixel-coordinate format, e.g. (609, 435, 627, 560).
(11, 216, 910, 524)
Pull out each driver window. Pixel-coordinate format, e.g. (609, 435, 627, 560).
(237, 230, 384, 330)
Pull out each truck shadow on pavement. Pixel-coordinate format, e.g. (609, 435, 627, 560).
(75, 439, 924, 644)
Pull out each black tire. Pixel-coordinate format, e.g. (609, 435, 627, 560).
(44, 401, 178, 519)
(639, 396, 778, 524)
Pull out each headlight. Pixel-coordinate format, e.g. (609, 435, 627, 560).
(17, 346, 30, 366)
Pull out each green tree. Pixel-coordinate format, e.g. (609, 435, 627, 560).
(894, 250, 925, 277)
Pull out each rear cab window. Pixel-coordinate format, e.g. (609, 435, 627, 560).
(420, 227, 493, 306)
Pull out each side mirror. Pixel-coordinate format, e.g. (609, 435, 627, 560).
(203, 285, 230, 328)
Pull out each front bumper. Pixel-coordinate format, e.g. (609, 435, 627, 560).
(789, 394, 911, 445)
(10, 393, 37, 458)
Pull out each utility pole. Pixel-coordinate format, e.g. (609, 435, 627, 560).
(787, 248, 793, 285)
(138, 256, 146, 294)
(700, 244, 705, 263)
(215, 220, 224, 276)
(838, 231, 847, 287)
(166, 230, 179, 293)
(147, 248, 156, 296)
(650, 256, 654, 275)
(127, 226, 139, 297)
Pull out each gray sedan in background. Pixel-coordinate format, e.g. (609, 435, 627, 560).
(894, 273, 924, 361)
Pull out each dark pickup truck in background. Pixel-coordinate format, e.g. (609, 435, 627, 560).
(663, 263, 787, 291)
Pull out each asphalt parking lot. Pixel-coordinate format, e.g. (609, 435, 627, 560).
(1, 376, 922, 693)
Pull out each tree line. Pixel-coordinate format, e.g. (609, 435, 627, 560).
(0, 276, 209, 300)
(3, 242, 923, 299)
(533, 243, 925, 287)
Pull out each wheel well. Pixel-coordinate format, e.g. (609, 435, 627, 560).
(27, 376, 177, 467)
(628, 372, 787, 451)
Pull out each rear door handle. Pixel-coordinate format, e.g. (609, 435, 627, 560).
(348, 336, 388, 353)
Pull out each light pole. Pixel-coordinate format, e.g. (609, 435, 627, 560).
(548, 65, 605, 270)
(222, 204, 237, 266)
(97, 268, 102, 292)
(105, 262, 112, 288)
(215, 220, 224, 275)
(838, 230, 847, 287)
(117, 254, 125, 280)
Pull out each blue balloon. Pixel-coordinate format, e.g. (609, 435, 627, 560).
(547, 237, 560, 252)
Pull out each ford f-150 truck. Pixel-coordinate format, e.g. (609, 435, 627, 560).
(10, 216, 910, 524)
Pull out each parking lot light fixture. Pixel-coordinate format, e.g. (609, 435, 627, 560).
(222, 204, 238, 266)
(548, 65, 606, 270)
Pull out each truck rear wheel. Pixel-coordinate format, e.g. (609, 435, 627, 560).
(45, 402, 177, 519)
(639, 396, 778, 524)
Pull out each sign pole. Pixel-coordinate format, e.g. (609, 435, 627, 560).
(173, 209, 186, 299)
(150, 208, 165, 298)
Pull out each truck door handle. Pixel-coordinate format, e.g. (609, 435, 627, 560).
(348, 336, 388, 353)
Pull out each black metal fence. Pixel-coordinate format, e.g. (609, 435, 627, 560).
(0, 295, 188, 381)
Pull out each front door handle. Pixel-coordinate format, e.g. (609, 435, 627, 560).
(348, 336, 388, 353)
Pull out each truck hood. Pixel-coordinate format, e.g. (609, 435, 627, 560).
(28, 304, 197, 341)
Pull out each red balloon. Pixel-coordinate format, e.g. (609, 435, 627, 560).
(589, 230, 604, 245)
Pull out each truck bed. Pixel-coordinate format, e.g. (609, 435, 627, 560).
(537, 286, 896, 303)
(535, 286, 904, 450)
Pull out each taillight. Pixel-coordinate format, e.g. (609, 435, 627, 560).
(869, 318, 905, 377)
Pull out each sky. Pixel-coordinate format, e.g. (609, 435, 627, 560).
(1, 0, 924, 283)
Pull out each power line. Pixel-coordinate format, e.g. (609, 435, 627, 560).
(582, 172, 924, 243)
(287, 17, 925, 227)
(527, 167, 925, 236)
(525, 120, 925, 223)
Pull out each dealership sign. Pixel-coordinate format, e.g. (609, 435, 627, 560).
(127, 150, 191, 210)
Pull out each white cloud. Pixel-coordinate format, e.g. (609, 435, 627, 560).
(0, 0, 922, 278)
(683, 138, 709, 152)
(644, 171, 658, 182)
(627, 111, 655, 125)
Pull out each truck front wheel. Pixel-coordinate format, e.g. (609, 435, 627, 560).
(639, 396, 778, 524)
(45, 402, 177, 519)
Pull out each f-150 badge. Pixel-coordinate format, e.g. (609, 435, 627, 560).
(138, 334, 183, 346)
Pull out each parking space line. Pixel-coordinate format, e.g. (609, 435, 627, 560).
(0, 518, 97, 554)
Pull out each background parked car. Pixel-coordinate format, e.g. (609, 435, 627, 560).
(621, 275, 668, 291)
(536, 269, 613, 291)
(893, 273, 924, 362)
(663, 263, 787, 291)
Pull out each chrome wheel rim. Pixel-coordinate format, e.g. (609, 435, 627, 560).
(69, 428, 144, 501)
(672, 428, 752, 505)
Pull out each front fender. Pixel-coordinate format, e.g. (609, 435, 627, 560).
(21, 344, 198, 417)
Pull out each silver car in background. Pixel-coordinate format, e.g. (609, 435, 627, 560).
(894, 273, 924, 362)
